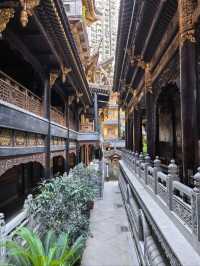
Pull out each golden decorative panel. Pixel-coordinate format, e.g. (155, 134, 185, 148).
(37, 134, 45, 146)
(0, 8, 14, 33)
(0, 128, 12, 146)
(15, 131, 26, 146)
(27, 133, 36, 146)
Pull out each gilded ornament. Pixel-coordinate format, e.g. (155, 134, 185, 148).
(20, 0, 40, 27)
(0, 8, 14, 33)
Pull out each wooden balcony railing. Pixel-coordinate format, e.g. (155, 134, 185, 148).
(51, 107, 65, 126)
(0, 71, 42, 116)
(0, 71, 65, 126)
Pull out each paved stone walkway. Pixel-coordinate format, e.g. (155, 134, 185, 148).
(81, 181, 139, 266)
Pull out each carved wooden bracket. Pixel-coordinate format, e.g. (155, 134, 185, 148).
(76, 92, 83, 103)
(20, 0, 40, 27)
(0, 1, 40, 33)
(61, 66, 72, 83)
(0, 8, 14, 33)
(68, 95, 75, 105)
(127, 49, 148, 69)
(50, 70, 59, 88)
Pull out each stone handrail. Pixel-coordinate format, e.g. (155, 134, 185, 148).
(0, 195, 36, 262)
(121, 149, 200, 239)
(119, 150, 200, 266)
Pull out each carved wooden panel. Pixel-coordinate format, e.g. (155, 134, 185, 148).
(51, 151, 66, 159)
(0, 153, 46, 177)
(0, 128, 45, 147)
(37, 134, 45, 146)
(27, 133, 37, 146)
(0, 128, 12, 146)
(15, 131, 26, 146)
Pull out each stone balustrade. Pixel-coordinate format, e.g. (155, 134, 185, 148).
(121, 149, 200, 236)
(119, 149, 200, 266)
(0, 195, 38, 263)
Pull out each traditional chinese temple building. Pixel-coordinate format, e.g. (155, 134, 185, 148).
(0, 0, 104, 218)
(114, 0, 200, 185)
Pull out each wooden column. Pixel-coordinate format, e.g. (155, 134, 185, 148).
(127, 117, 130, 149)
(76, 141, 80, 164)
(65, 97, 70, 173)
(43, 77, 51, 179)
(130, 116, 134, 151)
(118, 105, 121, 138)
(146, 93, 156, 158)
(133, 108, 142, 153)
(125, 108, 128, 149)
(64, 102, 68, 172)
(179, 0, 198, 184)
(94, 92, 98, 132)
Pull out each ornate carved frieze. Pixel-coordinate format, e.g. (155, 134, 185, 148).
(179, 0, 196, 45)
(0, 153, 46, 177)
(51, 137, 65, 145)
(0, 8, 14, 33)
(50, 150, 66, 159)
(0, 128, 45, 148)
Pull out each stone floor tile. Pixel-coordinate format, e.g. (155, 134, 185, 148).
(81, 181, 139, 266)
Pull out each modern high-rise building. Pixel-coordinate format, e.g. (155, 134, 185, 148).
(88, 0, 119, 62)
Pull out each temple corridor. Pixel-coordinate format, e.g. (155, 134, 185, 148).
(81, 181, 139, 266)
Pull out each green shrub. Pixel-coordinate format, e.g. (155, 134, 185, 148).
(29, 164, 97, 243)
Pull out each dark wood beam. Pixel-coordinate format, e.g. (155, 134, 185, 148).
(5, 30, 45, 81)
(33, 13, 62, 68)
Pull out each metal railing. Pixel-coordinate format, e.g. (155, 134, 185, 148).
(0, 71, 65, 126)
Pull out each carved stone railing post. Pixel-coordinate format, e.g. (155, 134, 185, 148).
(0, 213, 6, 262)
(144, 154, 151, 185)
(167, 159, 178, 210)
(153, 156, 161, 194)
(126, 184, 131, 204)
(139, 152, 144, 178)
(132, 152, 135, 168)
(135, 152, 139, 173)
(24, 194, 34, 229)
(192, 167, 200, 241)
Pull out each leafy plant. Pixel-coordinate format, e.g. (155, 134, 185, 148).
(3, 227, 84, 266)
(28, 164, 98, 242)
